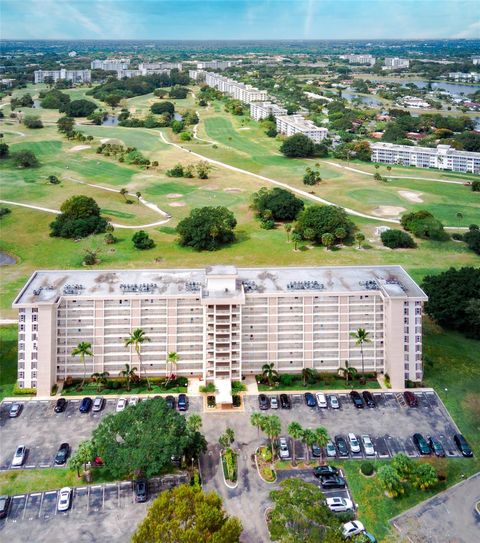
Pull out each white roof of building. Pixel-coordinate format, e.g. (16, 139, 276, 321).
(277, 115, 327, 132)
(13, 265, 427, 306)
(371, 142, 480, 158)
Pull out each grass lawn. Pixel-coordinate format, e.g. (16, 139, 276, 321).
(258, 378, 381, 392)
(0, 325, 17, 400)
(61, 382, 187, 396)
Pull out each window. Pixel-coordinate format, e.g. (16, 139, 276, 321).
(31, 352, 38, 360)
(32, 371, 37, 379)
(404, 308, 409, 316)
(404, 354, 409, 361)
(19, 323, 25, 331)
(32, 314, 38, 322)
(19, 315, 25, 323)
(404, 345, 409, 352)
(31, 381, 37, 388)
(404, 327, 409, 333)
(32, 323, 38, 331)
(18, 371, 25, 379)
(19, 342, 25, 351)
(415, 308, 421, 315)
(404, 336, 409, 343)
(32, 308, 38, 313)
(19, 352, 25, 360)
(19, 334, 25, 341)
(404, 317, 409, 324)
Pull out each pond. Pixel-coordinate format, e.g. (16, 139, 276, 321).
(102, 114, 119, 126)
(174, 112, 183, 121)
(368, 79, 479, 96)
(0, 252, 16, 266)
(33, 99, 41, 108)
(342, 91, 383, 107)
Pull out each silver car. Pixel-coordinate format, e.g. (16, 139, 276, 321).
(12, 445, 27, 467)
(348, 433, 361, 454)
(9, 403, 23, 418)
(92, 397, 104, 412)
(329, 395, 340, 409)
(270, 396, 278, 409)
(279, 437, 290, 459)
(326, 440, 336, 457)
(361, 434, 375, 456)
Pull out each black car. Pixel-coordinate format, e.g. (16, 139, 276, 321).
(362, 391, 376, 408)
(54, 443, 71, 465)
(335, 435, 349, 457)
(0, 495, 11, 519)
(54, 398, 67, 413)
(134, 479, 148, 503)
(165, 396, 175, 409)
(280, 394, 291, 409)
(79, 397, 93, 413)
(304, 392, 317, 408)
(258, 394, 269, 410)
(320, 475, 346, 489)
(311, 443, 322, 458)
(177, 394, 188, 411)
(413, 433, 431, 455)
(454, 434, 473, 457)
(404, 391, 418, 407)
(428, 437, 445, 458)
(350, 391, 364, 409)
(313, 465, 339, 478)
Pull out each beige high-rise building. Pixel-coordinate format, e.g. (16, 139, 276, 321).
(13, 265, 427, 396)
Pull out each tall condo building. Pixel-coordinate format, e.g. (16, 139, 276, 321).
(250, 102, 288, 121)
(276, 115, 328, 143)
(34, 69, 91, 84)
(13, 265, 427, 396)
(91, 59, 130, 71)
(205, 72, 269, 104)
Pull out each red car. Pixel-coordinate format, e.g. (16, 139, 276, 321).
(404, 391, 418, 407)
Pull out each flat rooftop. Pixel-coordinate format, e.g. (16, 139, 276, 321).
(13, 266, 427, 306)
(277, 115, 328, 132)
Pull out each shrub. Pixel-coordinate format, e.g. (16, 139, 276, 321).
(279, 374, 295, 387)
(260, 447, 272, 463)
(232, 381, 247, 394)
(223, 448, 237, 481)
(13, 385, 36, 395)
(12, 149, 39, 168)
(472, 180, 480, 192)
(166, 163, 184, 177)
(232, 395, 241, 407)
(391, 453, 414, 478)
(0, 207, 11, 217)
(180, 131, 192, 141)
(463, 226, 480, 255)
(280, 133, 315, 158)
(360, 461, 375, 476)
(132, 230, 155, 250)
(261, 467, 275, 481)
(381, 229, 416, 249)
(451, 232, 464, 241)
(48, 175, 60, 184)
(411, 463, 438, 490)
(151, 101, 175, 115)
(377, 465, 404, 497)
(24, 115, 43, 129)
(199, 383, 217, 394)
(51, 384, 58, 396)
(251, 187, 304, 221)
(295, 204, 354, 243)
(207, 395, 216, 408)
(401, 210, 448, 241)
(0, 142, 9, 158)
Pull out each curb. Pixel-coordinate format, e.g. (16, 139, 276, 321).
(220, 449, 239, 489)
(254, 447, 277, 484)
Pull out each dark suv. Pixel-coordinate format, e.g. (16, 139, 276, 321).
(362, 391, 376, 408)
(313, 465, 339, 478)
(304, 392, 317, 408)
(79, 397, 93, 413)
(280, 394, 291, 409)
(454, 434, 473, 457)
(134, 479, 148, 502)
(54, 443, 71, 465)
(350, 391, 364, 409)
(177, 394, 188, 411)
(335, 435, 349, 457)
(258, 394, 269, 410)
(404, 391, 418, 407)
(413, 433, 431, 455)
(165, 396, 175, 409)
(0, 495, 11, 519)
(54, 398, 67, 413)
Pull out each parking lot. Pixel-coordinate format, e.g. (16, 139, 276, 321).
(0, 396, 203, 470)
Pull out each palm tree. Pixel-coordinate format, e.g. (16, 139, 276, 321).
(250, 412, 266, 438)
(225, 427, 235, 445)
(338, 361, 357, 385)
(314, 427, 330, 462)
(284, 223, 292, 242)
(119, 188, 128, 201)
(124, 329, 151, 389)
(135, 191, 141, 203)
(71, 342, 93, 390)
(355, 232, 366, 249)
(291, 231, 302, 251)
(302, 428, 317, 463)
(301, 367, 314, 387)
(166, 352, 179, 385)
(288, 422, 303, 466)
(263, 415, 282, 461)
(187, 414, 203, 434)
(91, 371, 109, 392)
(261, 363, 278, 387)
(350, 328, 371, 380)
(119, 363, 138, 391)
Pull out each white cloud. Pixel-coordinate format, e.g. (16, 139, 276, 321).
(304, 0, 315, 37)
(454, 20, 480, 38)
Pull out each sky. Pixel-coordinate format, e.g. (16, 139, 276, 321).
(1, 0, 479, 41)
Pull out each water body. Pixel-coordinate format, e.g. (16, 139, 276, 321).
(102, 114, 119, 126)
(369, 79, 479, 95)
(342, 91, 383, 107)
(174, 112, 183, 121)
(33, 99, 41, 108)
(0, 252, 16, 266)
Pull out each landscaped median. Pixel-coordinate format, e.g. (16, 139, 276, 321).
(61, 376, 188, 396)
(254, 446, 277, 483)
(221, 447, 238, 489)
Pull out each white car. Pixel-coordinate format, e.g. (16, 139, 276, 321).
(348, 433, 361, 454)
(270, 396, 278, 409)
(329, 395, 340, 409)
(279, 437, 290, 459)
(326, 440, 336, 457)
(92, 397, 104, 412)
(12, 445, 27, 467)
(57, 487, 72, 512)
(361, 434, 376, 456)
(316, 393, 328, 408)
(326, 497, 354, 512)
(343, 521, 365, 538)
(129, 397, 139, 407)
(116, 398, 128, 412)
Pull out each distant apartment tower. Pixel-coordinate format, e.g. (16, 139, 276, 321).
(13, 265, 427, 395)
(340, 54, 376, 66)
(205, 72, 269, 104)
(34, 69, 91, 84)
(139, 62, 182, 72)
(276, 115, 328, 143)
(189, 69, 206, 82)
(250, 102, 288, 121)
(91, 59, 130, 71)
(384, 57, 410, 69)
(196, 60, 239, 70)
(448, 72, 480, 82)
(472, 56, 480, 65)
(371, 143, 480, 174)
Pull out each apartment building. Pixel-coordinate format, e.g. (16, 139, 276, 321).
(339, 54, 376, 66)
(384, 57, 410, 69)
(196, 60, 239, 70)
(205, 72, 269, 104)
(91, 59, 130, 71)
(447, 72, 480, 82)
(473, 56, 480, 65)
(34, 69, 91, 84)
(371, 142, 480, 174)
(139, 62, 182, 72)
(189, 69, 206, 82)
(276, 115, 328, 143)
(250, 101, 288, 121)
(13, 265, 427, 396)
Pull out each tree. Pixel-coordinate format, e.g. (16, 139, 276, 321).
(41, 89, 70, 110)
(472, 180, 480, 192)
(355, 232, 366, 249)
(302, 429, 317, 463)
(166, 351, 179, 384)
(301, 367, 315, 387)
(401, 210, 448, 241)
(169, 86, 189, 99)
(187, 414, 203, 434)
(250, 412, 266, 438)
(377, 465, 404, 497)
(334, 227, 347, 243)
(125, 329, 151, 389)
(92, 400, 205, 479)
(12, 149, 38, 168)
(132, 230, 155, 250)
(280, 133, 315, 158)
(263, 415, 282, 460)
(23, 115, 43, 129)
(64, 99, 97, 117)
(50, 195, 107, 239)
(104, 93, 122, 108)
(268, 478, 344, 543)
(251, 187, 304, 221)
(71, 341, 93, 390)
(195, 161, 212, 179)
(151, 101, 175, 115)
(338, 361, 357, 385)
(91, 371, 109, 392)
(422, 267, 480, 339)
(57, 115, 75, 134)
(119, 363, 138, 391)
(350, 328, 371, 379)
(69, 440, 95, 477)
(303, 167, 322, 186)
(261, 363, 279, 387)
(284, 223, 292, 242)
(291, 231, 302, 251)
(296, 205, 354, 244)
(48, 174, 60, 184)
(464, 225, 480, 255)
(391, 453, 414, 479)
(132, 485, 242, 543)
(288, 422, 303, 466)
(119, 188, 128, 201)
(135, 191, 141, 202)
(321, 232, 335, 250)
(381, 229, 416, 249)
(314, 427, 329, 462)
(176, 206, 237, 251)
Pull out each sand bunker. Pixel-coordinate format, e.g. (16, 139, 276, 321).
(169, 201, 186, 207)
(398, 190, 423, 203)
(224, 188, 242, 193)
(372, 206, 406, 217)
(69, 145, 91, 152)
(201, 185, 220, 191)
(166, 193, 183, 199)
(238, 127, 251, 131)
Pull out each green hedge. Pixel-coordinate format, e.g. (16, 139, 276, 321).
(13, 385, 36, 395)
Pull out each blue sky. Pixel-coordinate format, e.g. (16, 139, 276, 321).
(1, 0, 479, 40)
